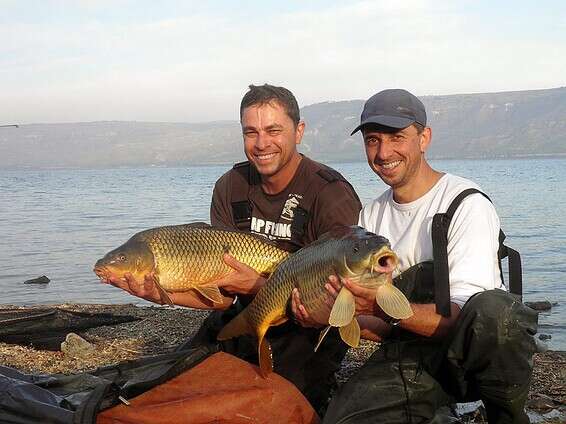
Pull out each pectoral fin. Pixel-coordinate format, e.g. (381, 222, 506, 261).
(376, 283, 413, 320)
(152, 278, 174, 307)
(194, 284, 224, 304)
(329, 287, 356, 327)
(338, 318, 361, 348)
(314, 326, 332, 352)
(271, 316, 289, 327)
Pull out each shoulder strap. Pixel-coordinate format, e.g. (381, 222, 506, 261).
(290, 164, 360, 241)
(230, 161, 258, 231)
(432, 188, 522, 318)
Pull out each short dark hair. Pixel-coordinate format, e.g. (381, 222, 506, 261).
(240, 84, 300, 126)
(413, 123, 424, 134)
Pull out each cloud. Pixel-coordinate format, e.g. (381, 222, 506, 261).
(2, 0, 565, 123)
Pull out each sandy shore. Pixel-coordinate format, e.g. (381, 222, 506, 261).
(1, 303, 564, 422)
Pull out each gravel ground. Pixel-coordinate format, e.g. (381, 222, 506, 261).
(0, 304, 209, 374)
(0, 304, 564, 422)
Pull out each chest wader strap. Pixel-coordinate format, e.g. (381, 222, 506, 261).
(432, 188, 523, 317)
(230, 161, 257, 231)
(287, 167, 360, 245)
(498, 233, 523, 299)
(287, 167, 359, 243)
(432, 213, 452, 317)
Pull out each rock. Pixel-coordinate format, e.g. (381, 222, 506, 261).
(455, 401, 490, 422)
(23, 275, 50, 284)
(526, 394, 557, 412)
(525, 301, 553, 311)
(535, 338, 549, 353)
(60, 333, 95, 358)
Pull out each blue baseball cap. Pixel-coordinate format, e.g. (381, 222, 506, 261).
(351, 89, 427, 135)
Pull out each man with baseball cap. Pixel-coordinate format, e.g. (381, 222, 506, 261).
(294, 89, 538, 423)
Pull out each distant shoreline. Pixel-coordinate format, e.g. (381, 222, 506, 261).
(2, 154, 566, 172)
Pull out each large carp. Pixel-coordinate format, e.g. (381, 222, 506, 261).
(94, 223, 289, 305)
(217, 225, 413, 377)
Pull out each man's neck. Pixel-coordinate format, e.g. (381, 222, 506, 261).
(393, 164, 444, 204)
(261, 153, 303, 195)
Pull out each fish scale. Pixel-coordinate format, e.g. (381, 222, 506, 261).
(139, 225, 288, 291)
(94, 223, 289, 302)
(216, 226, 411, 377)
(245, 238, 345, 334)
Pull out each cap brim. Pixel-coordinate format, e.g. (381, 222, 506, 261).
(350, 115, 416, 136)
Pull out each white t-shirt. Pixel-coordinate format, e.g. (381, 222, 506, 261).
(359, 173, 505, 307)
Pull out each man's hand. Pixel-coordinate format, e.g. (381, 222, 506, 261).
(322, 274, 394, 320)
(290, 288, 324, 328)
(341, 278, 381, 317)
(103, 271, 235, 310)
(215, 253, 267, 296)
(358, 315, 392, 342)
(105, 272, 165, 304)
(290, 275, 341, 328)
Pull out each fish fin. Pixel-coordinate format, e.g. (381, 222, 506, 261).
(329, 287, 356, 327)
(339, 318, 360, 348)
(271, 316, 289, 327)
(217, 311, 253, 341)
(376, 283, 414, 320)
(314, 225, 368, 245)
(184, 222, 212, 228)
(152, 278, 174, 307)
(314, 326, 332, 352)
(194, 284, 224, 304)
(258, 334, 273, 378)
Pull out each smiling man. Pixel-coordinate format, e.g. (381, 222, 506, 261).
(318, 89, 539, 423)
(105, 84, 361, 415)
(192, 84, 362, 414)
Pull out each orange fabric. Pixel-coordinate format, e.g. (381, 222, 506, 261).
(97, 352, 320, 424)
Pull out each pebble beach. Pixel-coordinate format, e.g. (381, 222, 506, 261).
(0, 304, 564, 423)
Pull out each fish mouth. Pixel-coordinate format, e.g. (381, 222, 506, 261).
(371, 248, 398, 275)
(93, 265, 112, 283)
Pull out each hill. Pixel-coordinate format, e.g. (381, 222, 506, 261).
(1, 87, 565, 169)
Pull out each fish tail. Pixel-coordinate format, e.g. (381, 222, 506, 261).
(258, 330, 273, 377)
(217, 310, 253, 341)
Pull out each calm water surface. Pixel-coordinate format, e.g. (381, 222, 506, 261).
(1, 159, 564, 349)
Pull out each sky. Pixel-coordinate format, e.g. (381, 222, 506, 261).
(2, 0, 565, 124)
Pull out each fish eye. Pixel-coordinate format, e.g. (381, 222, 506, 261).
(118, 254, 126, 261)
(352, 243, 359, 253)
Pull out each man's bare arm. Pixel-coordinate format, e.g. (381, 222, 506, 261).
(341, 278, 461, 338)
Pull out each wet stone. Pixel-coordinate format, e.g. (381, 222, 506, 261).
(61, 333, 95, 358)
(538, 334, 552, 341)
(525, 301, 554, 311)
(23, 275, 50, 284)
(527, 394, 557, 412)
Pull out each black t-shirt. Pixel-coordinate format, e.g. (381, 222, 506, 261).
(210, 156, 361, 252)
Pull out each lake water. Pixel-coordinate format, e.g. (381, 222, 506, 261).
(1, 158, 565, 350)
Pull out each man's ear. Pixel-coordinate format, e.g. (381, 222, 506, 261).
(420, 127, 432, 153)
(295, 120, 305, 145)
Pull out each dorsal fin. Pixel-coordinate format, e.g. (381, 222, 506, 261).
(308, 225, 374, 249)
(303, 225, 356, 250)
(183, 222, 212, 228)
